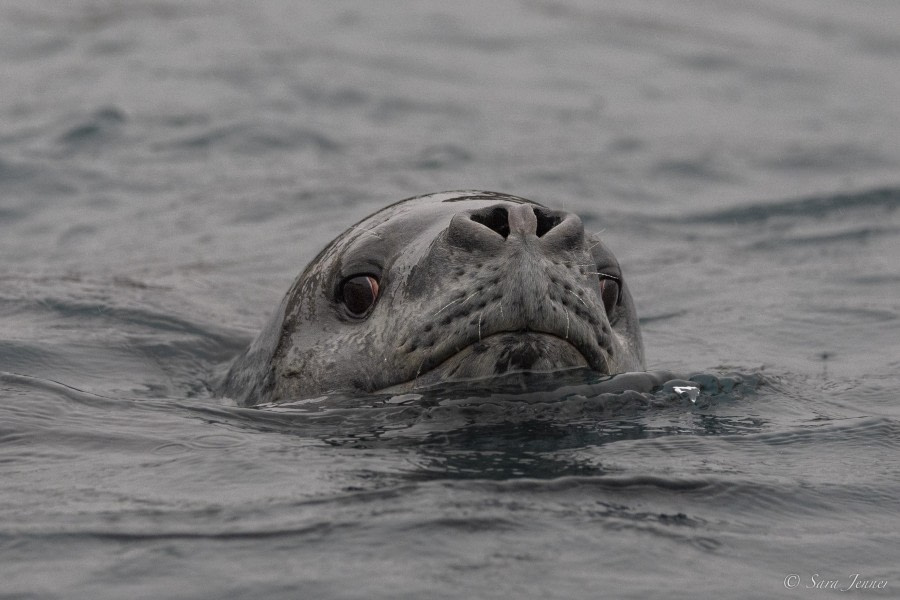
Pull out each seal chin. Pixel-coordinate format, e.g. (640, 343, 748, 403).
(378, 332, 592, 393)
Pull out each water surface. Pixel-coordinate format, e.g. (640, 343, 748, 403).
(2, 2, 900, 598)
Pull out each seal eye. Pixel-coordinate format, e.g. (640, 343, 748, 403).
(599, 275, 620, 315)
(341, 275, 380, 316)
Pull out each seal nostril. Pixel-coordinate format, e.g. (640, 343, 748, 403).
(470, 207, 510, 239)
(534, 207, 562, 237)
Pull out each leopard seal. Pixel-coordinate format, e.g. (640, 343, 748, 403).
(222, 191, 645, 406)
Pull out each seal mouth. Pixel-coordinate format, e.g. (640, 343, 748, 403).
(378, 329, 600, 393)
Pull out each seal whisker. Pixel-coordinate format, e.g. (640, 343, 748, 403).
(583, 271, 620, 280)
(568, 289, 588, 307)
(413, 356, 426, 390)
(434, 291, 480, 317)
(433, 297, 462, 316)
(564, 307, 570, 340)
(478, 312, 482, 341)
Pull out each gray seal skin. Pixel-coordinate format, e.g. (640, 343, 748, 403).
(222, 191, 645, 406)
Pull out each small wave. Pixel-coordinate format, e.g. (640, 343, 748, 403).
(413, 144, 472, 170)
(0, 371, 124, 411)
(57, 106, 127, 147)
(745, 225, 899, 250)
(0, 157, 40, 185)
(681, 186, 900, 225)
(456, 466, 900, 522)
(651, 154, 738, 183)
(0, 275, 249, 399)
(0, 156, 78, 201)
(730, 416, 900, 451)
(2, 521, 350, 543)
(761, 142, 893, 172)
(201, 371, 763, 451)
(161, 121, 342, 155)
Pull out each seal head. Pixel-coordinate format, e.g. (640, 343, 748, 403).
(222, 191, 644, 405)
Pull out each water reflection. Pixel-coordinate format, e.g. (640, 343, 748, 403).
(194, 370, 763, 481)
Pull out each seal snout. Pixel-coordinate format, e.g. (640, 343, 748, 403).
(400, 199, 617, 384)
(448, 202, 584, 252)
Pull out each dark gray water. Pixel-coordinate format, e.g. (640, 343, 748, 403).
(2, 2, 900, 598)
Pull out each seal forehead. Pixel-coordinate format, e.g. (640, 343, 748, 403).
(362, 190, 543, 222)
(339, 192, 540, 252)
(432, 190, 541, 205)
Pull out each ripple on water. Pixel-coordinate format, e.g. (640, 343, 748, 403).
(729, 416, 900, 451)
(160, 121, 342, 155)
(57, 106, 126, 149)
(189, 433, 248, 449)
(680, 186, 900, 225)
